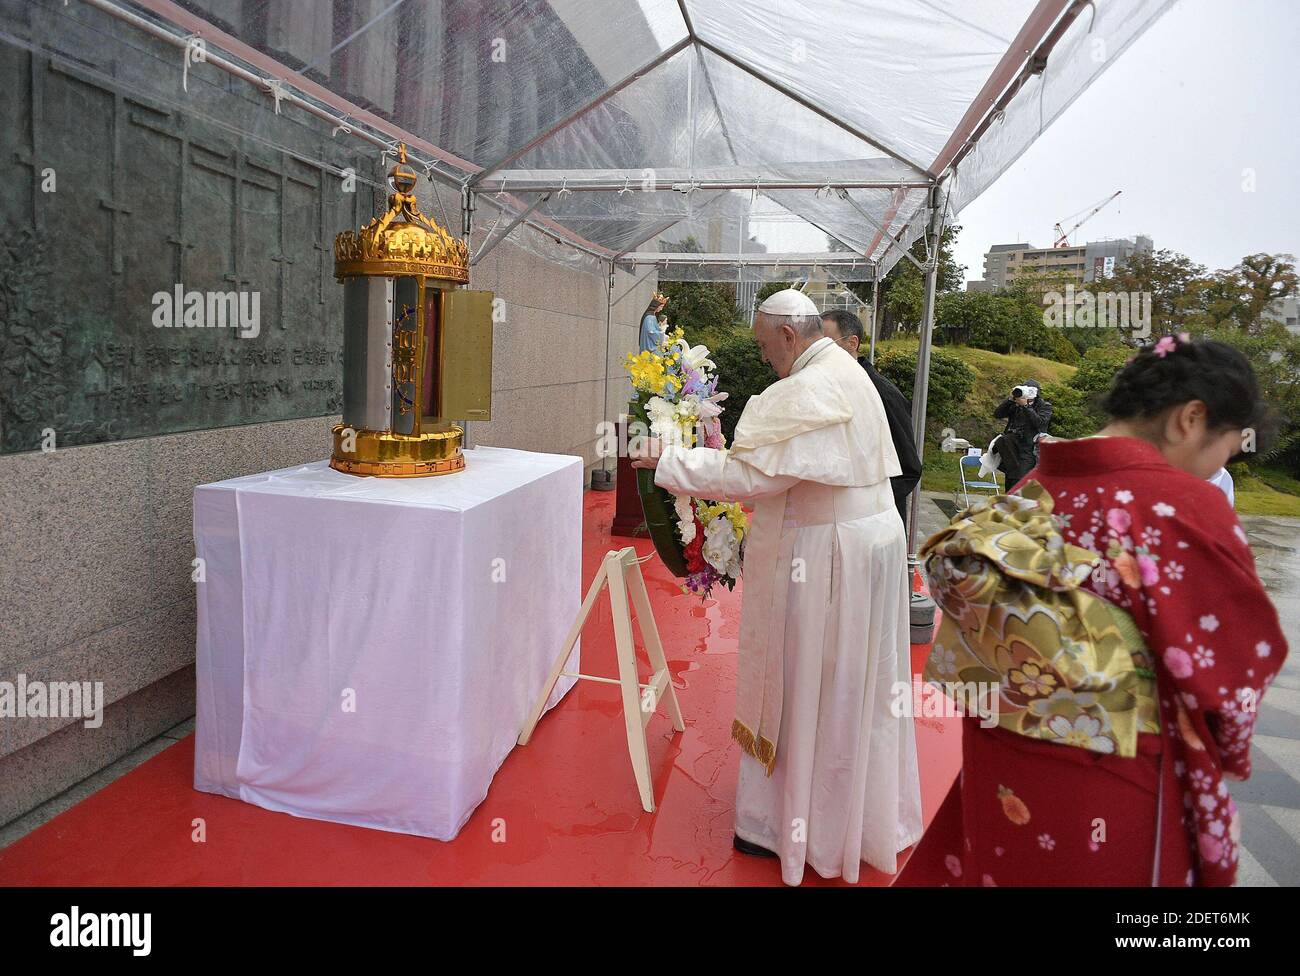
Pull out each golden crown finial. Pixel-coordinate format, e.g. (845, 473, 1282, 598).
(334, 143, 469, 282)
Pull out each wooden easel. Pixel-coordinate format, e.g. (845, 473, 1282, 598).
(517, 546, 685, 813)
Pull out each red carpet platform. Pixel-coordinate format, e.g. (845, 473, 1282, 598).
(0, 491, 960, 886)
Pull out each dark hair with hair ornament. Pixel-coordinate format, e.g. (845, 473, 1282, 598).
(1101, 335, 1265, 437)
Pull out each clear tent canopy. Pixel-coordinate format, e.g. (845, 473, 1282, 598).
(79, 0, 1173, 283)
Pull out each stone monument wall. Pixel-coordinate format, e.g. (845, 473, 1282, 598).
(0, 0, 649, 827)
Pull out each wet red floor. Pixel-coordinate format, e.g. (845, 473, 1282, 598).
(0, 490, 960, 886)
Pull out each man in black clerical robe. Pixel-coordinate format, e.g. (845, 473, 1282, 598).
(821, 310, 922, 526)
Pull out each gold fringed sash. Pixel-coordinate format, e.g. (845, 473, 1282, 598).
(731, 718, 777, 774)
(731, 490, 792, 776)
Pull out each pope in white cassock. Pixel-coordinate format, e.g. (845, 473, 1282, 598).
(633, 288, 923, 886)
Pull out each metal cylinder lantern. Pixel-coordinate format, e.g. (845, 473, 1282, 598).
(330, 144, 493, 477)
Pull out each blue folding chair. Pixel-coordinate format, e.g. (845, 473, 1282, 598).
(957, 453, 1002, 509)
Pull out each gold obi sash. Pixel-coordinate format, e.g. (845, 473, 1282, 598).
(919, 482, 1159, 758)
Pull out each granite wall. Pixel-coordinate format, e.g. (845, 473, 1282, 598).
(0, 214, 653, 829)
(0, 0, 656, 827)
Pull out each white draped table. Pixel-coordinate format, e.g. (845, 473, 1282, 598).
(192, 446, 582, 839)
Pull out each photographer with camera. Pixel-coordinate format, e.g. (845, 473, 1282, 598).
(992, 379, 1053, 489)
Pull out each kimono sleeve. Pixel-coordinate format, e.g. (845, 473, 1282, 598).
(1137, 493, 1287, 780)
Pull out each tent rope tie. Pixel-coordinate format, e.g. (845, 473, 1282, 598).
(181, 33, 204, 93)
(557, 177, 571, 200)
(331, 115, 353, 139)
(264, 78, 288, 115)
(618, 177, 632, 196)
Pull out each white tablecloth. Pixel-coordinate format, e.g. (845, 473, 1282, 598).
(192, 446, 582, 839)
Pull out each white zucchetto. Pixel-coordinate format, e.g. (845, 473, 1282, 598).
(757, 288, 819, 317)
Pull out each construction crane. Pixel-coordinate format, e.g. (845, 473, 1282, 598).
(1053, 190, 1121, 248)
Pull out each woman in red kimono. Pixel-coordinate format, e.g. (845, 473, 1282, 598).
(927, 336, 1286, 886)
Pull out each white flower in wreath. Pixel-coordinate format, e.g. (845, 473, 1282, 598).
(674, 495, 697, 545)
(645, 396, 696, 448)
(644, 395, 677, 442)
(674, 339, 716, 374)
(702, 514, 741, 577)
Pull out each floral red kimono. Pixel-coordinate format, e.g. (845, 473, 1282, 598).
(909, 436, 1286, 887)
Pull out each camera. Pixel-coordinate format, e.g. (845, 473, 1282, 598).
(1012, 385, 1037, 401)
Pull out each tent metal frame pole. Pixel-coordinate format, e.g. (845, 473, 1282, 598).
(616, 252, 875, 267)
(471, 192, 616, 263)
(869, 292, 879, 366)
(471, 193, 550, 265)
(86, 0, 619, 262)
(474, 178, 932, 193)
(864, 187, 909, 262)
(906, 186, 946, 558)
(600, 261, 616, 480)
(468, 36, 693, 187)
(836, 188, 931, 274)
(692, 36, 933, 179)
(611, 190, 733, 258)
(932, 0, 1077, 177)
(125, 0, 477, 172)
(612, 265, 661, 307)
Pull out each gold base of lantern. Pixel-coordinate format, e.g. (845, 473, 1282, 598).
(329, 423, 465, 478)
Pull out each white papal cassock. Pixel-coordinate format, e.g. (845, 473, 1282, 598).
(655, 336, 924, 885)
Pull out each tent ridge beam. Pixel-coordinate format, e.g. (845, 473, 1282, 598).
(468, 35, 693, 188)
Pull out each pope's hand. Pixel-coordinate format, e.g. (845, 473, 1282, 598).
(629, 437, 661, 469)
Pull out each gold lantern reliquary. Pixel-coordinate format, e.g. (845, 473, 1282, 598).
(330, 144, 493, 477)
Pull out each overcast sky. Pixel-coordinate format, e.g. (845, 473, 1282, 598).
(950, 0, 1300, 284)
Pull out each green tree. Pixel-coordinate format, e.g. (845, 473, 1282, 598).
(875, 347, 974, 432)
(1092, 249, 1207, 335)
(653, 236, 746, 345)
(1194, 324, 1300, 476)
(709, 334, 778, 444)
(1184, 253, 1297, 333)
(1067, 345, 1132, 430)
(873, 223, 965, 338)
